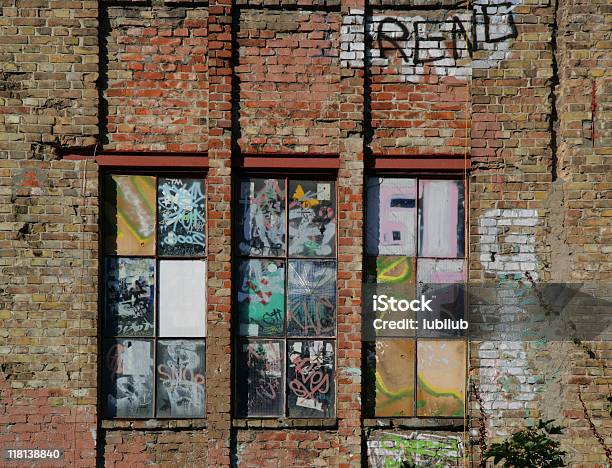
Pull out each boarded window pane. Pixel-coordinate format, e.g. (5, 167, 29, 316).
(287, 340, 335, 418)
(418, 180, 465, 258)
(156, 340, 205, 418)
(158, 260, 206, 338)
(366, 256, 416, 286)
(366, 178, 417, 256)
(369, 339, 415, 417)
(103, 339, 154, 418)
(237, 178, 286, 257)
(235, 339, 284, 417)
(417, 259, 466, 338)
(104, 175, 156, 255)
(288, 180, 336, 257)
(157, 178, 206, 256)
(287, 260, 336, 337)
(417, 340, 466, 417)
(237, 259, 285, 337)
(105, 257, 155, 337)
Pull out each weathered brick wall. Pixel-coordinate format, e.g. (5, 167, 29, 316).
(0, 158, 99, 466)
(102, 4, 208, 152)
(0, 1, 98, 160)
(0, 0, 610, 466)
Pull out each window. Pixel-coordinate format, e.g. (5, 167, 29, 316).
(234, 176, 337, 418)
(101, 173, 207, 418)
(364, 176, 467, 418)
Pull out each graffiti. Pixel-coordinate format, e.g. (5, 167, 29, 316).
(104, 175, 156, 255)
(104, 339, 154, 418)
(158, 260, 207, 337)
(287, 260, 336, 337)
(158, 177, 206, 256)
(417, 340, 466, 417)
(340, 1, 522, 81)
(236, 340, 284, 417)
(238, 178, 286, 257)
(418, 179, 465, 258)
(156, 340, 205, 417)
(13, 168, 46, 196)
(367, 431, 464, 468)
(367, 256, 416, 286)
(478, 208, 538, 279)
(105, 257, 155, 336)
(366, 178, 417, 256)
(288, 180, 336, 257)
(287, 340, 335, 417)
(370, 340, 415, 417)
(237, 259, 285, 337)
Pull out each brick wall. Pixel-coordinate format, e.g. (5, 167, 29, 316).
(0, 0, 610, 466)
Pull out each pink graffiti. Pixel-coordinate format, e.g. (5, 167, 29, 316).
(288, 356, 329, 400)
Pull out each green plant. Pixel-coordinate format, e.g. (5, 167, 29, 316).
(484, 419, 566, 467)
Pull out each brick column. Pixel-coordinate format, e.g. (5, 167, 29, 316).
(337, 0, 365, 465)
(206, 0, 233, 465)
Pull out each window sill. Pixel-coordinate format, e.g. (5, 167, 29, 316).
(101, 419, 207, 431)
(363, 418, 465, 430)
(232, 418, 337, 429)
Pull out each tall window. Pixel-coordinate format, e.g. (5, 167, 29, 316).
(102, 174, 207, 418)
(234, 176, 337, 418)
(365, 176, 467, 418)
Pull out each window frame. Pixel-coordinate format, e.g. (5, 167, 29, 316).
(231, 169, 340, 420)
(99, 166, 209, 421)
(362, 170, 469, 420)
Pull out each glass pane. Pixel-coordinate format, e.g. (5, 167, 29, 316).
(104, 175, 156, 255)
(103, 339, 154, 418)
(237, 178, 286, 257)
(158, 260, 206, 337)
(105, 257, 155, 337)
(417, 340, 466, 417)
(288, 180, 336, 257)
(369, 339, 415, 417)
(156, 340, 205, 418)
(235, 339, 284, 417)
(157, 178, 206, 256)
(418, 179, 465, 258)
(366, 178, 417, 256)
(287, 260, 336, 337)
(236, 259, 285, 337)
(287, 340, 335, 418)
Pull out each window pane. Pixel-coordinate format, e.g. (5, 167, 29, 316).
(288, 180, 336, 257)
(237, 259, 285, 337)
(366, 178, 417, 256)
(105, 257, 155, 337)
(287, 260, 336, 337)
(103, 339, 154, 418)
(237, 178, 286, 257)
(158, 178, 206, 256)
(287, 340, 335, 418)
(158, 260, 206, 338)
(156, 340, 205, 418)
(369, 339, 415, 417)
(235, 339, 284, 417)
(416, 340, 466, 417)
(418, 180, 465, 258)
(417, 259, 466, 338)
(104, 175, 156, 256)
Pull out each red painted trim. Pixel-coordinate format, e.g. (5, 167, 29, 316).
(369, 156, 469, 171)
(236, 156, 340, 170)
(62, 152, 209, 168)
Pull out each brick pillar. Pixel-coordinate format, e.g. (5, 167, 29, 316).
(337, 0, 365, 465)
(206, 0, 233, 465)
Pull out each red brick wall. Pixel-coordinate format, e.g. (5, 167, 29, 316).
(103, 6, 208, 152)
